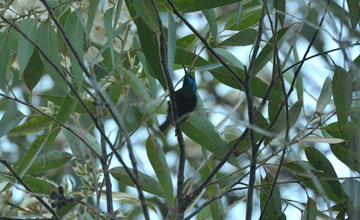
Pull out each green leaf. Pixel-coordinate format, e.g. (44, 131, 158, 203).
(219, 29, 257, 46)
(316, 77, 332, 113)
(87, 0, 100, 34)
(38, 22, 67, 94)
(110, 167, 163, 197)
(26, 151, 73, 174)
(213, 48, 244, 68)
(305, 147, 344, 202)
(0, 33, 10, 91)
(268, 100, 302, 143)
(260, 175, 282, 220)
(342, 179, 360, 207)
(18, 18, 38, 75)
(171, 0, 243, 12)
(16, 134, 48, 177)
(332, 65, 352, 131)
(182, 112, 239, 167)
(126, 0, 165, 88)
(22, 176, 57, 194)
(302, 198, 317, 220)
(133, 0, 159, 31)
(223, 3, 262, 30)
(65, 12, 85, 90)
(276, 0, 286, 26)
(252, 27, 292, 75)
(330, 142, 360, 173)
(45, 95, 78, 152)
(199, 160, 225, 220)
(8, 115, 52, 136)
(146, 136, 173, 205)
(23, 50, 43, 91)
(346, 0, 360, 29)
(202, 9, 217, 42)
(0, 102, 24, 138)
(104, 8, 115, 67)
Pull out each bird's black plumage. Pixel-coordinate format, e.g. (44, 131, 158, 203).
(160, 68, 197, 132)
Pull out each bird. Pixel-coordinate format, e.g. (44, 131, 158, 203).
(159, 65, 197, 132)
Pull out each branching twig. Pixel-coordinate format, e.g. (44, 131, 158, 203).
(0, 160, 61, 219)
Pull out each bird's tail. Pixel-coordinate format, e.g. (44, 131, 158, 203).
(159, 119, 170, 132)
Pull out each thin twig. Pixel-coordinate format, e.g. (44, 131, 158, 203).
(244, 5, 266, 220)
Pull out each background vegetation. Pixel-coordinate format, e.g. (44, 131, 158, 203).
(0, 0, 359, 219)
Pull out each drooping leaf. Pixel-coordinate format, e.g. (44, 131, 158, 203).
(332, 65, 352, 131)
(110, 167, 164, 197)
(16, 134, 48, 177)
(18, 18, 38, 76)
(146, 136, 173, 205)
(38, 22, 67, 94)
(23, 50, 43, 91)
(26, 151, 73, 174)
(316, 76, 332, 113)
(219, 29, 257, 46)
(0, 102, 24, 138)
(0, 33, 10, 91)
(8, 115, 52, 136)
(65, 12, 85, 90)
(202, 8, 217, 43)
(182, 112, 239, 167)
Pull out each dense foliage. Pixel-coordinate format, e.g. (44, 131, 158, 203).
(0, 0, 359, 219)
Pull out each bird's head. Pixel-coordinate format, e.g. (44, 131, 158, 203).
(183, 71, 197, 94)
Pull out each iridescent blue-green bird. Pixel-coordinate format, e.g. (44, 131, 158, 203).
(159, 66, 197, 132)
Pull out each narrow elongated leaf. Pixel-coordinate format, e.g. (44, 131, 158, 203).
(110, 167, 163, 197)
(18, 18, 38, 75)
(260, 175, 282, 220)
(125, 0, 165, 88)
(305, 147, 344, 202)
(16, 134, 48, 177)
(0, 102, 24, 138)
(45, 95, 78, 152)
(38, 22, 67, 93)
(182, 112, 239, 167)
(202, 9, 217, 42)
(172, 0, 243, 12)
(224, 4, 262, 30)
(104, 8, 115, 66)
(342, 179, 360, 207)
(133, 0, 159, 31)
(316, 77, 332, 113)
(213, 48, 244, 68)
(65, 12, 84, 90)
(268, 100, 302, 143)
(23, 50, 43, 91)
(8, 115, 52, 136)
(146, 136, 173, 205)
(26, 151, 73, 174)
(252, 27, 292, 75)
(22, 176, 57, 194)
(0, 33, 9, 91)
(219, 29, 257, 46)
(87, 0, 100, 34)
(332, 66, 352, 131)
(302, 198, 316, 220)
